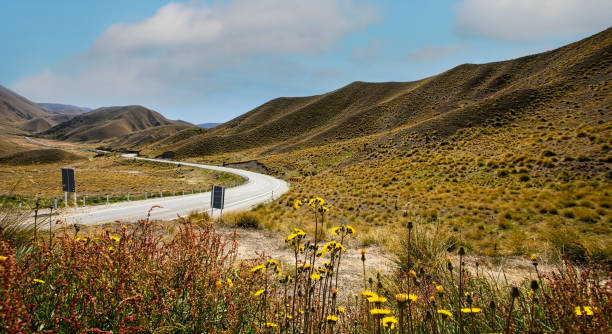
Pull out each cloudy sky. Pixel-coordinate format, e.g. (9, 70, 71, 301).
(1, 0, 610, 123)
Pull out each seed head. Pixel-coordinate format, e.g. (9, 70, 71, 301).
(510, 286, 520, 298)
(530, 280, 539, 291)
(458, 247, 465, 256)
(407, 221, 413, 230)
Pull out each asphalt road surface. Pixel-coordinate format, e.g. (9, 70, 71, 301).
(51, 155, 289, 225)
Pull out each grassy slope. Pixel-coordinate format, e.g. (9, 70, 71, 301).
(168, 28, 612, 261)
(144, 28, 611, 162)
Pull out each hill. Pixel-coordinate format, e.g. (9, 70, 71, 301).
(152, 28, 611, 262)
(0, 85, 53, 133)
(42, 105, 180, 142)
(0, 86, 90, 133)
(149, 27, 611, 160)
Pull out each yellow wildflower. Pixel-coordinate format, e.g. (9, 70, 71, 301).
(108, 246, 115, 252)
(254, 289, 265, 297)
(227, 278, 234, 287)
(110, 235, 120, 242)
(362, 290, 376, 298)
(215, 280, 222, 289)
(310, 273, 321, 281)
(436, 285, 444, 293)
(326, 314, 338, 323)
(408, 270, 416, 277)
(367, 295, 388, 303)
(265, 322, 278, 327)
(461, 308, 482, 313)
(293, 199, 303, 210)
(33, 279, 45, 284)
(346, 225, 355, 234)
(437, 309, 453, 318)
(338, 306, 345, 313)
(0, 256, 7, 261)
(530, 254, 537, 261)
(251, 264, 266, 273)
(381, 316, 398, 329)
(370, 308, 391, 315)
(331, 227, 340, 235)
(575, 306, 597, 316)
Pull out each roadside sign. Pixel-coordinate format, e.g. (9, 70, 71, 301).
(61, 168, 75, 192)
(211, 185, 225, 209)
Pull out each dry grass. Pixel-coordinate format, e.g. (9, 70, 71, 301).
(0, 153, 244, 206)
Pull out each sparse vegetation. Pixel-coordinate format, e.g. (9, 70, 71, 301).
(1, 202, 610, 332)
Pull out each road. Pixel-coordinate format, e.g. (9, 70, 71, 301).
(51, 155, 289, 225)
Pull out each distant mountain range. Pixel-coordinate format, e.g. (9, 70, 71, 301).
(197, 123, 221, 128)
(37, 103, 91, 114)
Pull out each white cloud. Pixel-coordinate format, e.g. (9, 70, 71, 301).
(456, 0, 612, 42)
(14, 0, 377, 109)
(406, 44, 467, 62)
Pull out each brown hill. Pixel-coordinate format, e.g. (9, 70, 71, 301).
(0, 148, 83, 165)
(42, 106, 180, 142)
(153, 27, 611, 159)
(0, 85, 54, 133)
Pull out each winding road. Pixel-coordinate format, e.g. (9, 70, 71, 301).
(53, 155, 289, 225)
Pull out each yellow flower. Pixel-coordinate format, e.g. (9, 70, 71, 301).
(108, 246, 115, 252)
(408, 270, 416, 277)
(310, 273, 321, 281)
(33, 278, 45, 284)
(326, 314, 338, 323)
(370, 308, 391, 315)
(345, 225, 355, 234)
(253, 289, 265, 297)
(251, 264, 266, 273)
(429, 296, 435, 302)
(0, 256, 7, 261)
(381, 316, 398, 329)
(276, 266, 282, 277)
(461, 308, 482, 313)
(227, 278, 234, 287)
(436, 285, 444, 293)
(362, 290, 376, 298)
(308, 197, 325, 207)
(367, 295, 388, 303)
(321, 206, 329, 213)
(575, 306, 597, 316)
(110, 235, 120, 242)
(445, 256, 451, 262)
(265, 322, 278, 327)
(361, 249, 366, 256)
(530, 253, 537, 261)
(437, 309, 453, 318)
(331, 227, 340, 235)
(338, 306, 345, 313)
(215, 280, 222, 288)
(293, 199, 303, 210)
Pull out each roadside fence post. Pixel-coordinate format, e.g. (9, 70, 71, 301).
(83, 195, 86, 207)
(106, 195, 109, 205)
(54, 198, 58, 210)
(127, 193, 130, 201)
(145, 192, 147, 200)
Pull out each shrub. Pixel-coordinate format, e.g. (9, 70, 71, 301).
(236, 213, 261, 229)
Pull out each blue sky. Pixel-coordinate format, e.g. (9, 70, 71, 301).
(1, 0, 610, 124)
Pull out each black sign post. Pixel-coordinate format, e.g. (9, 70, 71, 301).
(211, 185, 225, 217)
(61, 168, 76, 207)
